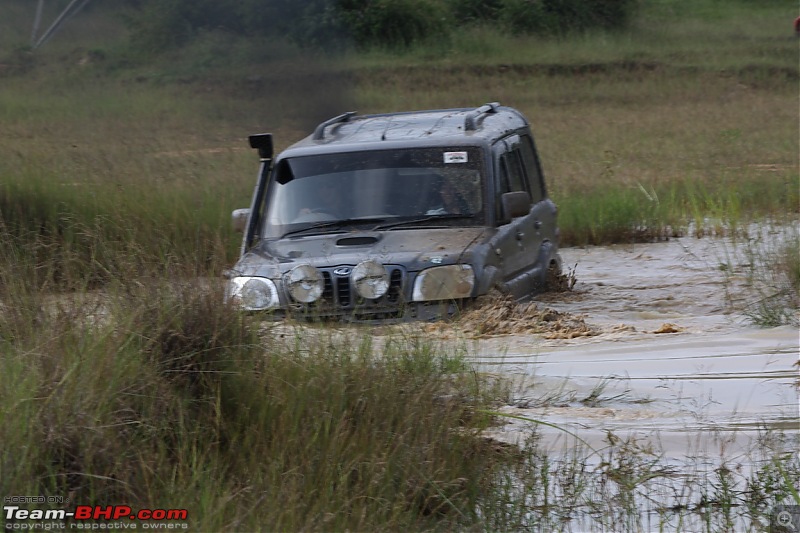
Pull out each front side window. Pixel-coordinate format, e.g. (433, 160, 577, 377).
(519, 135, 545, 203)
(262, 147, 484, 238)
(495, 149, 530, 224)
(502, 151, 528, 194)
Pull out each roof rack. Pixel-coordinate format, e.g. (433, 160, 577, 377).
(464, 102, 500, 131)
(312, 111, 357, 140)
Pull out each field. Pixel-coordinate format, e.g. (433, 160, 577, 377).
(1, 0, 798, 530)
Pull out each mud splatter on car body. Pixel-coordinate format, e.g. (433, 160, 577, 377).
(226, 103, 561, 321)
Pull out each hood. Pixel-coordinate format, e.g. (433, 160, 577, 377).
(232, 227, 489, 278)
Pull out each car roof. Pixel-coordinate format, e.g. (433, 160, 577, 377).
(278, 102, 530, 158)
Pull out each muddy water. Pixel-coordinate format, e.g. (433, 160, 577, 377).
(470, 234, 799, 457)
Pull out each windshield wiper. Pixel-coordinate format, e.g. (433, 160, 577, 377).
(281, 217, 387, 238)
(374, 214, 475, 231)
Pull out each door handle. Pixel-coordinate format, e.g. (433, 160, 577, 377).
(533, 220, 542, 230)
(516, 231, 524, 241)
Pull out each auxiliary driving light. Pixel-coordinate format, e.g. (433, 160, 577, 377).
(286, 264, 324, 303)
(352, 260, 390, 299)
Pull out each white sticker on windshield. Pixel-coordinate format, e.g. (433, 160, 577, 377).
(444, 151, 468, 164)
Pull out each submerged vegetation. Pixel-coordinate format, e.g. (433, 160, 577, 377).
(734, 227, 800, 327)
(0, 0, 798, 530)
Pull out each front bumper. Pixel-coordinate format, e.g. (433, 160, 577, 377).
(230, 264, 474, 322)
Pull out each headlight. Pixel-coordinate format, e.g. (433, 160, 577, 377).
(286, 264, 324, 303)
(412, 264, 475, 302)
(227, 277, 279, 311)
(351, 260, 390, 300)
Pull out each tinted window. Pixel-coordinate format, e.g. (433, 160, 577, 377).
(519, 135, 545, 203)
(496, 150, 531, 225)
(263, 147, 484, 238)
(503, 151, 527, 194)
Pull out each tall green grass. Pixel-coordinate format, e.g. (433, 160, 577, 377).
(557, 174, 799, 245)
(0, 78, 260, 286)
(0, 254, 507, 530)
(738, 228, 800, 326)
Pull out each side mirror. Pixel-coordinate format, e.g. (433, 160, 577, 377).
(232, 208, 250, 233)
(501, 191, 531, 220)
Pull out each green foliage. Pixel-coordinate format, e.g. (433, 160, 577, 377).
(499, 0, 638, 35)
(122, 0, 637, 52)
(337, 0, 452, 49)
(233, 0, 346, 49)
(447, 0, 504, 23)
(125, 0, 260, 51)
(556, 184, 674, 246)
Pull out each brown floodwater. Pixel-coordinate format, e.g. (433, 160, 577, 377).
(468, 232, 798, 458)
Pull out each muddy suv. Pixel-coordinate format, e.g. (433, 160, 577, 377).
(226, 102, 561, 321)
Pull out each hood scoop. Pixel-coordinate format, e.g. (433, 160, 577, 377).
(336, 235, 379, 246)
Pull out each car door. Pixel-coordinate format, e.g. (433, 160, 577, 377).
(506, 135, 546, 282)
(518, 132, 558, 257)
(491, 137, 540, 296)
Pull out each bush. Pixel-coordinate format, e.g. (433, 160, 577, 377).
(123, 0, 636, 52)
(446, 0, 504, 23)
(125, 0, 450, 52)
(337, 0, 452, 49)
(499, 0, 638, 35)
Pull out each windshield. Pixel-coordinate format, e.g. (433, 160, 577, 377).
(262, 147, 484, 238)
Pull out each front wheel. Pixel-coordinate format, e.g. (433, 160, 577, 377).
(544, 259, 575, 293)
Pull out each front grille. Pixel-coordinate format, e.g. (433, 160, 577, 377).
(317, 265, 406, 316)
(336, 275, 351, 307)
(387, 269, 403, 303)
